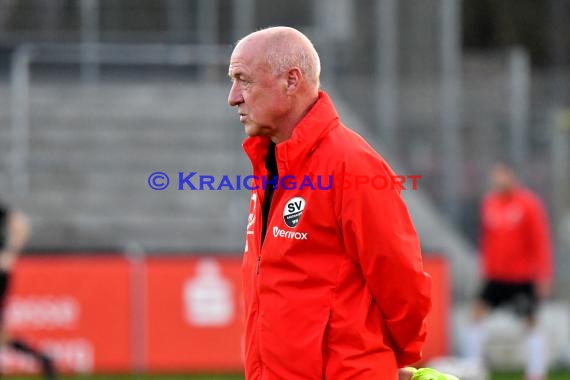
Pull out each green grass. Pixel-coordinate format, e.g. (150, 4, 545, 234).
(5, 372, 570, 379)
(492, 372, 570, 380)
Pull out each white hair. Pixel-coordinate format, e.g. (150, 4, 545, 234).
(265, 30, 321, 88)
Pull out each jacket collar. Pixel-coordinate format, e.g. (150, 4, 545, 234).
(243, 90, 339, 175)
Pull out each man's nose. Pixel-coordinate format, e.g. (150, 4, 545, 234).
(228, 82, 244, 106)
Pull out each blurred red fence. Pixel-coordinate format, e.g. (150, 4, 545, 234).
(1, 254, 449, 374)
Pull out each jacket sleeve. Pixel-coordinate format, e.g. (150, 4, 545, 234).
(337, 154, 432, 366)
(478, 197, 490, 278)
(527, 195, 553, 282)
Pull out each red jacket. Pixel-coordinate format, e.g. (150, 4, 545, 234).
(480, 187, 553, 282)
(242, 91, 432, 380)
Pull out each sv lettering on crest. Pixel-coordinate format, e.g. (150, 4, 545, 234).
(283, 197, 306, 228)
(288, 201, 303, 213)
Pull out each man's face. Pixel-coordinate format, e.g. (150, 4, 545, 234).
(227, 39, 290, 138)
(490, 164, 516, 194)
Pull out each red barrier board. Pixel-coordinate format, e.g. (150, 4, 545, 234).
(3, 256, 131, 374)
(422, 256, 451, 362)
(1, 254, 449, 374)
(145, 257, 243, 372)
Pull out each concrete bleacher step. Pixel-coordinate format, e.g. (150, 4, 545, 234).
(29, 110, 234, 128)
(29, 123, 235, 145)
(28, 165, 248, 187)
(0, 80, 250, 251)
(25, 188, 247, 217)
(30, 213, 246, 251)
(28, 133, 235, 155)
(28, 150, 240, 172)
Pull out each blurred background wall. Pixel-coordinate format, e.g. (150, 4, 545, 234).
(0, 0, 569, 299)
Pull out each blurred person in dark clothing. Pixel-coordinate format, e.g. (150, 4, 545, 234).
(462, 163, 553, 380)
(0, 200, 56, 379)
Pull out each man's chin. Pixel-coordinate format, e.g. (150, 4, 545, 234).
(244, 124, 264, 137)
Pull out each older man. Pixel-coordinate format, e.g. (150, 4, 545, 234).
(228, 27, 431, 380)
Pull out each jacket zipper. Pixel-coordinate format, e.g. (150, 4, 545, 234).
(255, 161, 280, 376)
(253, 188, 263, 376)
(255, 184, 279, 377)
(256, 185, 279, 276)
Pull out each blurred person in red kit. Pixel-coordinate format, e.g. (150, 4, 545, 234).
(227, 26, 431, 380)
(462, 162, 553, 380)
(0, 199, 56, 379)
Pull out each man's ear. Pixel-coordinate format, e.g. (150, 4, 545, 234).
(285, 68, 302, 94)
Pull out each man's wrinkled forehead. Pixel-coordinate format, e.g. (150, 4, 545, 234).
(229, 37, 270, 75)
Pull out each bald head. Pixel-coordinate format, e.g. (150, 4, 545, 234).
(236, 27, 321, 89)
(227, 26, 321, 143)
